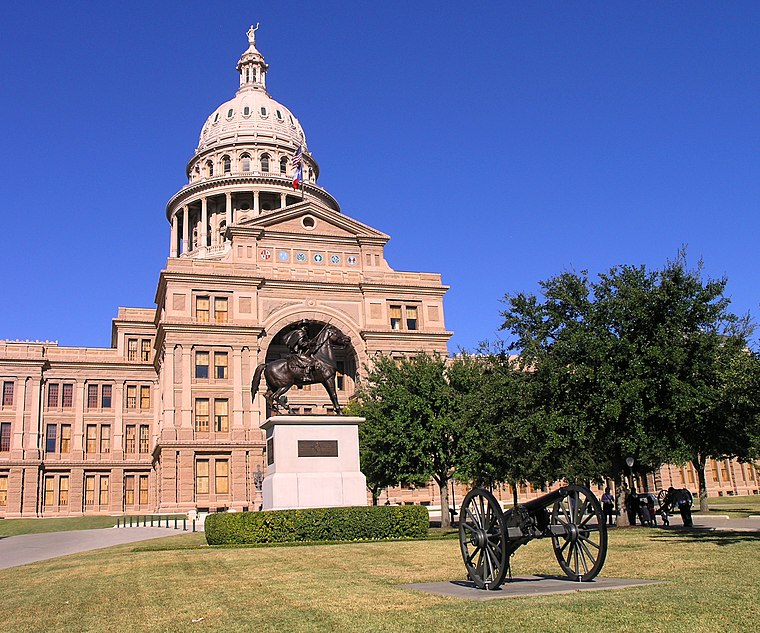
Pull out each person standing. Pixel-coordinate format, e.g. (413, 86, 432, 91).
(601, 487, 615, 526)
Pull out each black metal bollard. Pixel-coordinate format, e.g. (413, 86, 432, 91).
(129, 516, 133, 527)
(174, 517, 178, 530)
(192, 519, 196, 533)
(183, 518, 187, 531)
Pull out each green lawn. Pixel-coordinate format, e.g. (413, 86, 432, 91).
(697, 494, 760, 517)
(0, 527, 758, 632)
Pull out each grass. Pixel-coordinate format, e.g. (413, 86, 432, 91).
(695, 494, 760, 517)
(0, 514, 188, 537)
(0, 526, 758, 632)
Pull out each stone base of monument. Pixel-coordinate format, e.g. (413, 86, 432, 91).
(260, 415, 368, 511)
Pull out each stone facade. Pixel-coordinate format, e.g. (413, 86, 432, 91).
(0, 29, 450, 518)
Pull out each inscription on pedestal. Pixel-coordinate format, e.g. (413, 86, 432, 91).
(267, 437, 274, 465)
(298, 440, 339, 457)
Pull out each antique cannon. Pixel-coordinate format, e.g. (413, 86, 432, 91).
(458, 484, 608, 590)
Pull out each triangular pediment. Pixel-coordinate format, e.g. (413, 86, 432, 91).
(238, 200, 389, 245)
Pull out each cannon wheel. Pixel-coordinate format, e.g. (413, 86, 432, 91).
(458, 487, 508, 590)
(550, 484, 608, 581)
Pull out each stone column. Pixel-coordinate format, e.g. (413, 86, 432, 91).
(225, 192, 232, 228)
(73, 381, 85, 458)
(253, 191, 260, 215)
(200, 197, 208, 251)
(182, 205, 189, 255)
(280, 192, 287, 209)
(180, 347, 193, 437)
(170, 214, 178, 258)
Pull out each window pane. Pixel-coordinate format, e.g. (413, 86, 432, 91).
(128, 339, 138, 361)
(139, 425, 150, 454)
(215, 399, 229, 432)
(47, 383, 59, 408)
(141, 339, 151, 362)
(60, 425, 71, 453)
(88, 385, 98, 408)
(99, 476, 109, 506)
(85, 476, 95, 505)
(195, 351, 209, 379)
(195, 399, 209, 432)
(215, 297, 228, 323)
(62, 384, 73, 408)
(140, 386, 151, 410)
(127, 385, 137, 408)
(125, 426, 136, 453)
(46, 425, 57, 453)
(389, 305, 401, 330)
(100, 425, 111, 454)
(101, 385, 112, 409)
(139, 475, 149, 504)
(0, 423, 10, 452)
(44, 476, 55, 506)
(2, 381, 14, 406)
(406, 306, 418, 330)
(86, 425, 97, 453)
(59, 476, 69, 506)
(215, 352, 228, 379)
(196, 296, 210, 322)
(0, 475, 7, 506)
(215, 460, 229, 494)
(125, 475, 135, 505)
(196, 460, 209, 494)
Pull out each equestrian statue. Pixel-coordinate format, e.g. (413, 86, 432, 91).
(250, 321, 351, 415)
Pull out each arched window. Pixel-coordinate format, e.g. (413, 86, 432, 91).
(260, 106, 268, 117)
(240, 153, 251, 172)
(275, 110, 283, 121)
(280, 157, 287, 174)
(243, 106, 250, 116)
(206, 161, 214, 177)
(260, 153, 270, 173)
(222, 155, 231, 174)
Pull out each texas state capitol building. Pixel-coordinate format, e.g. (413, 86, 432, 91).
(0, 28, 451, 518)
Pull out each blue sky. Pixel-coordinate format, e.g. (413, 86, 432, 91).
(1, 2, 759, 352)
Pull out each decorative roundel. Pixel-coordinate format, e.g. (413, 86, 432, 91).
(260, 249, 271, 260)
(296, 252, 306, 262)
(313, 253, 324, 263)
(277, 250, 289, 262)
(330, 255, 341, 264)
(347, 256, 357, 266)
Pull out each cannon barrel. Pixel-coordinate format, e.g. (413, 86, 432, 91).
(518, 487, 568, 514)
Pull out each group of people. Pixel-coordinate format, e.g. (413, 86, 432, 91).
(600, 485, 694, 527)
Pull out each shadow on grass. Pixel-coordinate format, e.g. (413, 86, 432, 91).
(650, 529, 760, 546)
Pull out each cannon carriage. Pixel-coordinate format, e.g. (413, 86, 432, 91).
(458, 484, 608, 590)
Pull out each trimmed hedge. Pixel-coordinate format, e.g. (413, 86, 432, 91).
(204, 504, 429, 545)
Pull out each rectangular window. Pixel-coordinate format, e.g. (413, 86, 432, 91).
(0, 475, 7, 506)
(86, 425, 97, 454)
(711, 459, 720, 481)
(406, 305, 418, 330)
(101, 385, 112, 409)
(195, 351, 209, 379)
(214, 297, 229, 323)
(127, 338, 138, 361)
(196, 296, 210, 322)
(215, 459, 229, 494)
(62, 383, 73, 408)
(47, 383, 59, 408)
(46, 425, 57, 453)
(87, 384, 98, 408)
(126, 385, 137, 409)
(99, 476, 109, 506)
(195, 399, 209, 432)
(141, 339, 152, 362)
(124, 475, 135, 505)
(196, 459, 209, 494)
(44, 476, 55, 506)
(2, 381, 14, 406)
(139, 475, 149, 505)
(140, 386, 151, 410)
(389, 305, 402, 330)
(125, 425, 136, 453)
(214, 352, 228, 379)
(139, 425, 150, 454)
(100, 425, 111, 454)
(721, 460, 731, 481)
(85, 475, 95, 506)
(60, 425, 71, 454)
(214, 399, 229, 432)
(59, 476, 69, 506)
(0, 423, 10, 452)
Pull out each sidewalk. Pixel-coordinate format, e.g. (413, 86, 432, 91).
(618, 513, 760, 531)
(0, 527, 188, 571)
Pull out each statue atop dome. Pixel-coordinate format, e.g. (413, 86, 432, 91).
(247, 23, 259, 46)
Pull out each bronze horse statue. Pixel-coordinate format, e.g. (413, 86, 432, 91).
(251, 324, 351, 415)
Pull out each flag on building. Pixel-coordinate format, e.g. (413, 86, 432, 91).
(291, 146, 303, 190)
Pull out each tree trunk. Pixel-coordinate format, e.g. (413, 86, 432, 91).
(438, 477, 450, 528)
(693, 454, 709, 512)
(512, 482, 519, 508)
(371, 488, 379, 506)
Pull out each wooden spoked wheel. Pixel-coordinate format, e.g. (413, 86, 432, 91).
(458, 487, 508, 590)
(550, 484, 608, 581)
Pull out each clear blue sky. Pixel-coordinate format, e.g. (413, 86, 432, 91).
(2, 2, 759, 352)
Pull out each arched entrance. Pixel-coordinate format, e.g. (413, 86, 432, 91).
(263, 320, 358, 415)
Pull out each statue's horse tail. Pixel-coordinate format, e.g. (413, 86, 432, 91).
(250, 362, 266, 400)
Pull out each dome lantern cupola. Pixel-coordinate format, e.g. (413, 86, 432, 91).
(237, 23, 268, 91)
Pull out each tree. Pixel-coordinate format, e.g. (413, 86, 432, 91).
(349, 353, 468, 527)
(499, 252, 760, 504)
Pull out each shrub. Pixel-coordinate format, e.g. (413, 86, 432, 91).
(204, 505, 429, 545)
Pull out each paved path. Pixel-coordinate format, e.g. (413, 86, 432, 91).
(0, 527, 188, 571)
(625, 513, 760, 531)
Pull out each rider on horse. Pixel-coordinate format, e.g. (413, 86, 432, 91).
(282, 321, 317, 381)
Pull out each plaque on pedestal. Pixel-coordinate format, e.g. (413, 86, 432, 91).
(260, 415, 368, 511)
